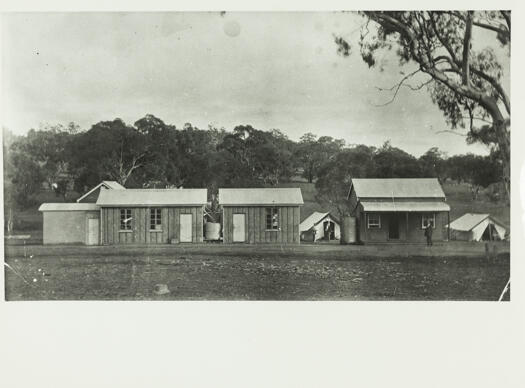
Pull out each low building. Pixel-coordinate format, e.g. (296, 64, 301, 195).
(300, 212, 340, 242)
(38, 203, 101, 245)
(447, 213, 507, 241)
(218, 188, 303, 244)
(348, 178, 451, 243)
(96, 189, 207, 244)
(76, 180, 125, 203)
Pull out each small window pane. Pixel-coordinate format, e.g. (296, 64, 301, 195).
(120, 209, 132, 230)
(422, 213, 435, 229)
(265, 207, 279, 230)
(368, 214, 381, 228)
(150, 208, 162, 230)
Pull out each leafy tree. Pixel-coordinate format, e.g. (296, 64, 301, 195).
(70, 118, 146, 190)
(373, 141, 421, 178)
(419, 147, 447, 180)
(295, 132, 345, 183)
(315, 145, 376, 218)
(218, 125, 295, 186)
(335, 11, 510, 197)
(444, 153, 501, 199)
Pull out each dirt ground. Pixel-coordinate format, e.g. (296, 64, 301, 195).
(4, 243, 510, 301)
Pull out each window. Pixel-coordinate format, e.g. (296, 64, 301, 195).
(367, 213, 381, 229)
(120, 209, 132, 230)
(150, 208, 162, 230)
(266, 207, 279, 230)
(422, 213, 436, 229)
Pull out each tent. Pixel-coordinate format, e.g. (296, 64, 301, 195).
(300, 212, 340, 242)
(447, 213, 507, 241)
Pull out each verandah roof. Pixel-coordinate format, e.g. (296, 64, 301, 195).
(360, 201, 450, 212)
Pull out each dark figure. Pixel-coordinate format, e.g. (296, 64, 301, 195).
(424, 223, 433, 246)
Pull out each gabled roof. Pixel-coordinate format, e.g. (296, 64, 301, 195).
(300, 212, 339, 232)
(39, 203, 99, 212)
(96, 188, 207, 207)
(447, 213, 506, 232)
(218, 188, 304, 206)
(77, 180, 126, 202)
(351, 178, 446, 199)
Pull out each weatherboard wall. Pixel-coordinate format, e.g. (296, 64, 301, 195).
(357, 211, 447, 243)
(222, 206, 300, 244)
(100, 206, 204, 245)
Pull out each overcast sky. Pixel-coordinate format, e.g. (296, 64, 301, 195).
(1, 12, 509, 156)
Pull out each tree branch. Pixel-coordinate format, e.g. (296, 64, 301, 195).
(462, 11, 473, 86)
(373, 68, 424, 106)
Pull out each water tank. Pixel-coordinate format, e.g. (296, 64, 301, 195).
(341, 216, 356, 244)
(205, 222, 221, 240)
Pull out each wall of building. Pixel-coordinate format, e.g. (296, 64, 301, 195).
(43, 210, 99, 244)
(222, 206, 300, 244)
(101, 206, 204, 245)
(358, 211, 448, 243)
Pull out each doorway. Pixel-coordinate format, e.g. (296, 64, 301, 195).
(233, 213, 246, 242)
(388, 213, 400, 240)
(323, 220, 335, 240)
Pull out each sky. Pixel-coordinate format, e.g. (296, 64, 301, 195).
(0, 12, 510, 157)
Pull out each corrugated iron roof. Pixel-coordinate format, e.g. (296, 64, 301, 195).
(219, 188, 304, 206)
(447, 213, 505, 231)
(103, 181, 126, 190)
(351, 178, 446, 199)
(300, 212, 339, 232)
(96, 188, 207, 206)
(39, 203, 100, 212)
(360, 201, 450, 212)
(77, 180, 126, 202)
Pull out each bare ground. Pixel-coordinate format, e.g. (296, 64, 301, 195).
(4, 242, 510, 301)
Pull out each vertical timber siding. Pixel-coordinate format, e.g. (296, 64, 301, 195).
(222, 206, 300, 244)
(101, 206, 203, 245)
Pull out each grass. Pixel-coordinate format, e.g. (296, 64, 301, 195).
(4, 244, 510, 301)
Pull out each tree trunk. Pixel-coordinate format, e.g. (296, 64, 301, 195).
(493, 119, 510, 199)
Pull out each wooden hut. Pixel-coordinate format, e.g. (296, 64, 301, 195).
(218, 188, 303, 244)
(348, 178, 451, 244)
(96, 188, 207, 245)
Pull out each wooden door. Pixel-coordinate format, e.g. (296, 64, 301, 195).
(180, 213, 193, 243)
(233, 213, 246, 242)
(87, 218, 99, 245)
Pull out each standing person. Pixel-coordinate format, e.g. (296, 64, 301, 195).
(424, 221, 433, 246)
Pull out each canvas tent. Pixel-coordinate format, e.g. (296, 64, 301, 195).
(447, 213, 507, 241)
(300, 212, 340, 242)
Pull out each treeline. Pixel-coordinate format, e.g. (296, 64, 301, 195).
(3, 114, 504, 211)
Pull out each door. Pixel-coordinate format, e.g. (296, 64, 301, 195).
(233, 213, 246, 242)
(323, 221, 335, 240)
(87, 218, 99, 245)
(180, 213, 193, 243)
(388, 213, 400, 240)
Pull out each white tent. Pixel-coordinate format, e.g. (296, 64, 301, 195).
(447, 213, 507, 241)
(300, 212, 340, 242)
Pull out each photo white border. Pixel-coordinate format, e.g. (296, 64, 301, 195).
(1, 1, 524, 387)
